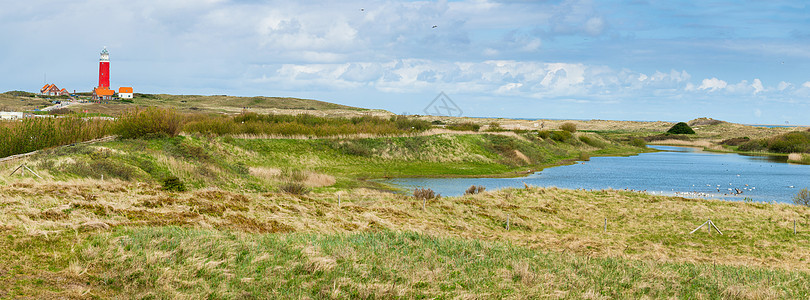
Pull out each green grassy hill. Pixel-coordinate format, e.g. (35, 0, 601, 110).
(2, 97, 809, 298)
(0, 91, 52, 111)
(133, 93, 364, 112)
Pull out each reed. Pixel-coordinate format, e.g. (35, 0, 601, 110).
(114, 107, 181, 139)
(0, 117, 112, 158)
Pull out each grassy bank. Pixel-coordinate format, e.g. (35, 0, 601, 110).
(2, 228, 808, 299)
(11, 130, 643, 192)
(1, 180, 809, 298)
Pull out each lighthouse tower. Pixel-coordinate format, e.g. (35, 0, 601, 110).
(98, 47, 110, 88)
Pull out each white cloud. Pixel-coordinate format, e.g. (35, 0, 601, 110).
(778, 81, 792, 91)
(699, 78, 728, 91)
(751, 78, 764, 94)
(803, 81, 810, 88)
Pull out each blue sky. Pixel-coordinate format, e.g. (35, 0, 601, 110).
(2, 0, 810, 124)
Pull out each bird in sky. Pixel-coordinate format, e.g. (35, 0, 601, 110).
(432, 25, 438, 28)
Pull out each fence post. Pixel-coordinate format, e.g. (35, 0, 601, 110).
(506, 214, 510, 231)
(604, 218, 607, 233)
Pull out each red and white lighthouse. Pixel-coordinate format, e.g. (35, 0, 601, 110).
(98, 47, 110, 88)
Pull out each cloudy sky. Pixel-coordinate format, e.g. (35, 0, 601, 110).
(2, 0, 810, 124)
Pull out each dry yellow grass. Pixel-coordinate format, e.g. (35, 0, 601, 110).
(788, 153, 810, 164)
(1, 174, 808, 271)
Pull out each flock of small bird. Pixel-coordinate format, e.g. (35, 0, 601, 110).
(619, 172, 800, 199)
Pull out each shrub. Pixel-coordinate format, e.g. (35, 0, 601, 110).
(446, 122, 480, 132)
(282, 168, 308, 182)
(550, 130, 573, 142)
(738, 131, 810, 153)
(332, 141, 372, 156)
(720, 137, 750, 146)
(630, 138, 647, 148)
(390, 115, 432, 131)
(414, 188, 438, 200)
(667, 122, 695, 134)
(465, 185, 486, 195)
(280, 181, 310, 195)
(794, 188, 810, 206)
(579, 135, 607, 148)
(485, 122, 505, 132)
(115, 107, 181, 139)
(737, 139, 767, 152)
(162, 176, 187, 192)
(537, 130, 551, 140)
(560, 122, 577, 133)
(578, 152, 590, 161)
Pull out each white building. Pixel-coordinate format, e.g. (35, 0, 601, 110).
(118, 87, 134, 99)
(0, 112, 24, 120)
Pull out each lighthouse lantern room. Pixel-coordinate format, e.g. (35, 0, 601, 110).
(98, 47, 110, 88)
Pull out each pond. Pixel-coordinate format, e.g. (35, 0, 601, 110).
(379, 146, 810, 204)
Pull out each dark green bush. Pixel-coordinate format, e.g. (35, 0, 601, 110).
(280, 181, 309, 195)
(537, 130, 551, 139)
(446, 122, 480, 132)
(560, 122, 577, 133)
(667, 122, 695, 134)
(630, 138, 647, 148)
(550, 130, 573, 142)
(579, 135, 607, 148)
(720, 137, 750, 146)
(162, 176, 187, 192)
(738, 131, 810, 153)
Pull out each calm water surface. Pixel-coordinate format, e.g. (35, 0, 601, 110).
(380, 146, 810, 203)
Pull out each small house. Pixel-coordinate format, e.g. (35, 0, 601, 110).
(93, 87, 115, 100)
(40, 84, 69, 96)
(118, 87, 134, 99)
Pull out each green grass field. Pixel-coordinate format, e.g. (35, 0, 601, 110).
(3, 227, 808, 298)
